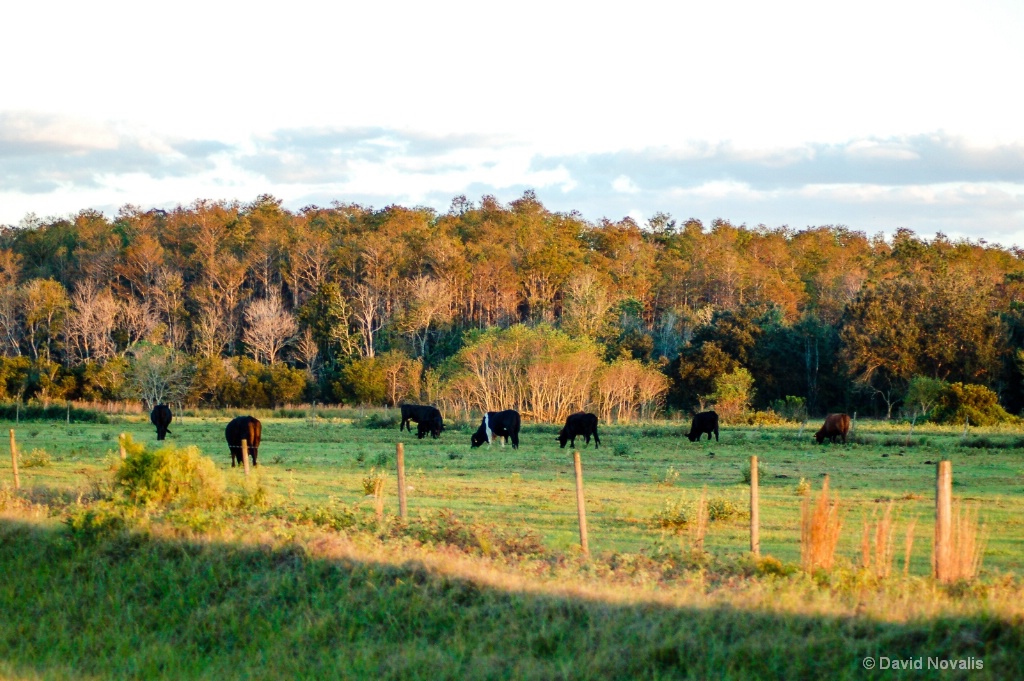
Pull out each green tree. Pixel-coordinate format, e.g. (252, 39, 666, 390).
(711, 368, 755, 424)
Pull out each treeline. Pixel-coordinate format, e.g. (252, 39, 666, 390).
(1, 191, 1023, 422)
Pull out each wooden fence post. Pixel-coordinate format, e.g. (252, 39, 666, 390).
(9, 429, 19, 491)
(242, 439, 250, 476)
(750, 455, 760, 556)
(119, 433, 127, 460)
(396, 442, 407, 519)
(934, 460, 952, 582)
(572, 450, 589, 557)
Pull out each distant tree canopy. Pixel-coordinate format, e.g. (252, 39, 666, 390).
(1, 194, 1023, 420)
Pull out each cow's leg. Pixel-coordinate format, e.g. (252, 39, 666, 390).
(593, 430, 600, 448)
(511, 431, 519, 449)
(714, 427, 719, 442)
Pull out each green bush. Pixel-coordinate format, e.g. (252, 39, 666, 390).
(20, 448, 51, 468)
(653, 499, 690, 531)
(707, 497, 738, 521)
(741, 460, 766, 485)
(65, 503, 135, 543)
(114, 441, 226, 509)
(932, 382, 1017, 427)
(360, 412, 399, 429)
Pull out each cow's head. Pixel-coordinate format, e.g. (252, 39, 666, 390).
(470, 430, 487, 448)
(556, 430, 568, 448)
(814, 429, 826, 444)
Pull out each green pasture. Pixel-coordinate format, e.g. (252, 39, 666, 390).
(5, 413, 1024, 575)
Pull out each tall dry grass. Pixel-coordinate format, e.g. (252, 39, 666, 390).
(801, 476, 843, 572)
(860, 502, 896, 578)
(936, 503, 986, 582)
(903, 517, 918, 577)
(690, 487, 709, 552)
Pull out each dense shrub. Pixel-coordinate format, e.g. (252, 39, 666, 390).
(932, 382, 1017, 426)
(113, 439, 226, 509)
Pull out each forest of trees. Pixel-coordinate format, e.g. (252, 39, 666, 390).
(1, 190, 1022, 424)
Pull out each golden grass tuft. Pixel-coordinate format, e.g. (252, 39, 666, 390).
(689, 487, 709, 552)
(944, 503, 986, 582)
(859, 501, 896, 578)
(903, 516, 918, 577)
(801, 476, 843, 572)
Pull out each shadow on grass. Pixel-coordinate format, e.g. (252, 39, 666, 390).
(0, 519, 1020, 680)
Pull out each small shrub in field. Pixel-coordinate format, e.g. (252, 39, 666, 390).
(360, 413, 399, 429)
(65, 504, 135, 543)
(362, 467, 386, 497)
(372, 450, 391, 467)
(447, 452, 463, 460)
(655, 466, 680, 487)
(801, 477, 843, 572)
(21, 448, 51, 468)
(795, 478, 811, 497)
(748, 410, 786, 426)
(101, 432, 113, 441)
(114, 443, 225, 509)
(653, 499, 690, 531)
(235, 475, 272, 511)
(613, 442, 632, 457)
(741, 460, 766, 485)
(756, 555, 791, 577)
(707, 497, 737, 521)
(296, 499, 358, 531)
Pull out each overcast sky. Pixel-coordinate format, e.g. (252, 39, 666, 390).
(3, 0, 1023, 245)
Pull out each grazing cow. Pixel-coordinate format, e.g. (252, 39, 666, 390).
(400, 404, 444, 438)
(150, 404, 172, 441)
(416, 414, 444, 440)
(225, 416, 262, 467)
(815, 413, 851, 444)
(557, 412, 600, 449)
(470, 410, 521, 449)
(686, 411, 720, 442)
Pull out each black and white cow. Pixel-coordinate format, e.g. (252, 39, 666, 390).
(470, 410, 521, 449)
(557, 412, 600, 449)
(686, 410, 719, 442)
(400, 404, 444, 439)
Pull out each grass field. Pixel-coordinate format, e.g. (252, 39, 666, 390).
(1, 411, 1023, 679)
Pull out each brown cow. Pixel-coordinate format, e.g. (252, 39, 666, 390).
(226, 416, 262, 467)
(815, 413, 851, 444)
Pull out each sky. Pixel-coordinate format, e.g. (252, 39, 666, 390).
(3, 0, 1024, 245)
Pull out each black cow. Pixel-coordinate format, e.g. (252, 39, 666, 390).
(470, 410, 521, 449)
(686, 410, 719, 442)
(225, 416, 262, 468)
(400, 404, 444, 439)
(150, 404, 172, 441)
(416, 414, 444, 440)
(557, 412, 600, 449)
